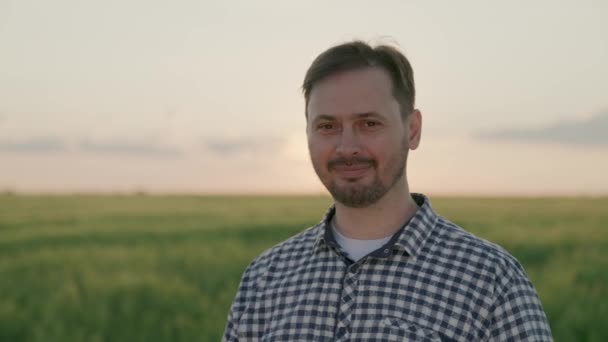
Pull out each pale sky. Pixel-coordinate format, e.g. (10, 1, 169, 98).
(1, 0, 607, 195)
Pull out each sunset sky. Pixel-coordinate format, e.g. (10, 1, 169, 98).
(1, 0, 607, 195)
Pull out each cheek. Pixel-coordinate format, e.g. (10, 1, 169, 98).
(366, 136, 392, 155)
(308, 139, 333, 160)
(367, 137, 399, 168)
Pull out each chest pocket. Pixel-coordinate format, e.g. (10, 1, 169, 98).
(379, 317, 443, 341)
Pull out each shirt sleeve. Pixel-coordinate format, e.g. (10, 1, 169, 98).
(222, 257, 265, 342)
(487, 273, 553, 341)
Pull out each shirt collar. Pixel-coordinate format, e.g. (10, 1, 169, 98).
(312, 193, 438, 258)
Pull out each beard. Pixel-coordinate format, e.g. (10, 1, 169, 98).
(312, 136, 408, 208)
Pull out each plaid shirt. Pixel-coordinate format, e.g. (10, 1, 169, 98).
(223, 194, 552, 341)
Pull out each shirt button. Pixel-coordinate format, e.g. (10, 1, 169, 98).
(349, 265, 359, 273)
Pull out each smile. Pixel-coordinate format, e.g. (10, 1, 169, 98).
(331, 163, 372, 179)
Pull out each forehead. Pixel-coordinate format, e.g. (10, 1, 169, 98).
(307, 67, 398, 120)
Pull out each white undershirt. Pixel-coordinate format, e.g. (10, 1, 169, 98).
(331, 219, 394, 262)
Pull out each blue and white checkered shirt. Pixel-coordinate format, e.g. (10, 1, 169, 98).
(223, 194, 552, 341)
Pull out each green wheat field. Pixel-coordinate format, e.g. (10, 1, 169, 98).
(0, 194, 606, 341)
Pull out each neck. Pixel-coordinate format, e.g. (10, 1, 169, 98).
(333, 179, 419, 240)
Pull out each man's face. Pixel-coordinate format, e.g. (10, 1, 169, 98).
(306, 67, 421, 208)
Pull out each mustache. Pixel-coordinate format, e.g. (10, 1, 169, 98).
(328, 157, 376, 169)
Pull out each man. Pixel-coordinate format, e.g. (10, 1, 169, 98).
(223, 41, 552, 341)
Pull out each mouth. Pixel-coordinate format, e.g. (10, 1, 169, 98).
(330, 161, 374, 179)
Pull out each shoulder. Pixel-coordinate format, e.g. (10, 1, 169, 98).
(239, 224, 321, 288)
(429, 219, 552, 339)
(430, 216, 530, 290)
(427, 216, 551, 335)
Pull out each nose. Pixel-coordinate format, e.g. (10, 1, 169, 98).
(335, 127, 361, 156)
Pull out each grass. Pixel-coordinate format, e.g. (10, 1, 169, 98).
(0, 194, 606, 341)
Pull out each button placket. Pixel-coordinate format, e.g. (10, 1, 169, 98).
(336, 260, 365, 340)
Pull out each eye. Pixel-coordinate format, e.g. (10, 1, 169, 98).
(363, 120, 381, 128)
(317, 123, 336, 131)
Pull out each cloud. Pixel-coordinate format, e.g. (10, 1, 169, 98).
(0, 136, 182, 157)
(79, 139, 181, 157)
(475, 111, 608, 146)
(205, 136, 286, 155)
(0, 137, 67, 153)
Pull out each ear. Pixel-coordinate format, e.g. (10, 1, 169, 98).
(407, 109, 422, 150)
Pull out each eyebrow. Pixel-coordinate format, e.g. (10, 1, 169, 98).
(313, 112, 383, 122)
(313, 114, 336, 122)
(355, 112, 383, 119)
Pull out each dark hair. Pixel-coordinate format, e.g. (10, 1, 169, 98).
(302, 41, 415, 118)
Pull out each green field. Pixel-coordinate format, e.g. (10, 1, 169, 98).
(0, 194, 606, 341)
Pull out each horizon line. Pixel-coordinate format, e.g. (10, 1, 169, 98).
(2, 189, 607, 199)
